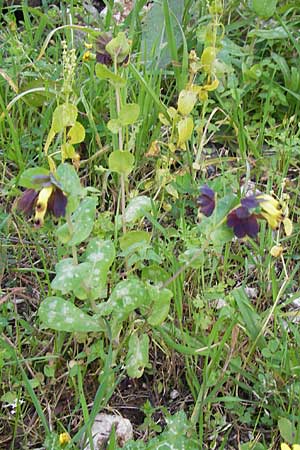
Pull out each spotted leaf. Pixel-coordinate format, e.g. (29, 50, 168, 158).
(38, 296, 103, 332)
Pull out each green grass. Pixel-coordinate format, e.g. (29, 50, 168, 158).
(1, 1, 300, 449)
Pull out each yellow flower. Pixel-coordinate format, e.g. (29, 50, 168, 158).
(191, 78, 219, 103)
(18, 174, 68, 228)
(84, 42, 93, 49)
(59, 432, 71, 445)
(34, 186, 54, 227)
(281, 445, 300, 450)
(83, 51, 91, 61)
(257, 194, 284, 229)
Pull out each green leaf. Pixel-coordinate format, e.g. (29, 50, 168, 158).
(119, 231, 151, 252)
(107, 118, 121, 134)
(105, 32, 130, 63)
(108, 150, 134, 176)
(124, 196, 152, 224)
(38, 296, 103, 332)
(98, 279, 149, 321)
(51, 258, 76, 295)
(146, 285, 172, 326)
(83, 238, 115, 299)
(56, 163, 85, 197)
(126, 333, 149, 378)
(61, 143, 76, 160)
(141, 265, 169, 285)
(20, 79, 56, 107)
(232, 287, 266, 349)
(200, 47, 216, 74)
(67, 121, 86, 144)
(251, 0, 278, 19)
(278, 417, 295, 444)
(51, 259, 92, 300)
(118, 103, 140, 126)
(179, 247, 204, 269)
(177, 90, 197, 116)
(211, 224, 234, 250)
(51, 239, 115, 300)
(51, 103, 78, 133)
(177, 117, 194, 147)
(95, 63, 126, 86)
(141, 0, 184, 69)
(56, 197, 97, 246)
(18, 167, 49, 188)
(248, 27, 288, 40)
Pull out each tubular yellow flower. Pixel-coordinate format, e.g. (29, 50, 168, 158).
(59, 432, 71, 445)
(257, 194, 284, 229)
(292, 446, 300, 450)
(34, 186, 54, 227)
(83, 51, 91, 61)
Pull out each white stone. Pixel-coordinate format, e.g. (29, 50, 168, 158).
(82, 413, 133, 449)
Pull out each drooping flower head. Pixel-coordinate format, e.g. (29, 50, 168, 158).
(197, 185, 215, 217)
(83, 33, 130, 66)
(227, 206, 259, 238)
(95, 33, 114, 65)
(17, 173, 67, 227)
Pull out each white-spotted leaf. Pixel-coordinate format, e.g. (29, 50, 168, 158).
(124, 196, 152, 223)
(38, 296, 103, 332)
(51, 259, 92, 300)
(56, 163, 85, 197)
(125, 333, 149, 378)
(146, 285, 172, 326)
(56, 197, 97, 246)
(98, 279, 149, 321)
(83, 238, 116, 299)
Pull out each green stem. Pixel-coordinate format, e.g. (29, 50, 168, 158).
(114, 56, 127, 235)
(66, 212, 78, 264)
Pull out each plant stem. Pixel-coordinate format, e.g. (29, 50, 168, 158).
(66, 212, 78, 265)
(114, 56, 127, 234)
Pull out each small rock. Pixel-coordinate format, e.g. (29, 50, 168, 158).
(170, 389, 179, 400)
(82, 413, 133, 449)
(244, 287, 258, 299)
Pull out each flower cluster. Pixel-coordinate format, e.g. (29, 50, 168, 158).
(17, 174, 67, 227)
(197, 185, 292, 239)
